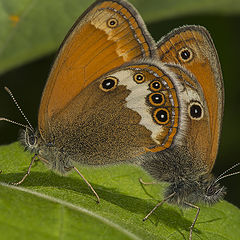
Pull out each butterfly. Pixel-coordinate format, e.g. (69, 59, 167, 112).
(139, 25, 227, 239)
(1, 0, 159, 203)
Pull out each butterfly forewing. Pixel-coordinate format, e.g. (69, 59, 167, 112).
(38, 0, 157, 141)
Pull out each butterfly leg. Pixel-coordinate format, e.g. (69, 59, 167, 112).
(143, 192, 175, 221)
(73, 166, 100, 204)
(12, 154, 37, 185)
(139, 178, 156, 185)
(184, 202, 200, 240)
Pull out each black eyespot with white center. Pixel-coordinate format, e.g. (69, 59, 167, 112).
(149, 80, 161, 91)
(178, 47, 193, 62)
(99, 76, 118, 92)
(148, 93, 165, 106)
(107, 18, 118, 28)
(153, 108, 169, 125)
(133, 73, 145, 84)
(188, 102, 204, 120)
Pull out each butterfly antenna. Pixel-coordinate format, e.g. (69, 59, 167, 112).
(0, 117, 30, 129)
(214, 162, 240, 184)
(0, 87, 33, 131)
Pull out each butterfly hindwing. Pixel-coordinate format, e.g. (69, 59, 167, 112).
(47, 60, 180, 164)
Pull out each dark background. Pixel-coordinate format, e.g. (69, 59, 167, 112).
(0, 14, 239, 207)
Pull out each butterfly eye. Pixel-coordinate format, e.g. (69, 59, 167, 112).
(100, 77, 118, 92)
(28, 133, 36, 146)
(188, 102, 204, 120)
(107, 18, 118, 28)
(153, 108, 169, 125)
(133, 73, 145, 83)
(148, 93, 165, 106)
(25, 128, 37, 148)
(149, 80, 161, 91)
(178, 47, 193, 62)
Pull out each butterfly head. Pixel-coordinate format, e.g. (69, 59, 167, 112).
(203, 178, 226, 204)
(200, 162, 240, 205)
(164, 170, 226, 206)
(20, 127, 39, 153)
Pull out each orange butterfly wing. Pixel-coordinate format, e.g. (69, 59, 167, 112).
(38, 0, 157, 141)
(157, 25, 224, 171)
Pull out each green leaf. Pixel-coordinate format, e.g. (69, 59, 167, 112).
(0, 142, 240, 240)
(1, 0, 240, 74)
(0, 184, 140, 240)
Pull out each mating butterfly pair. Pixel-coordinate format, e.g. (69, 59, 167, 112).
(2, 1, 238, 240)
